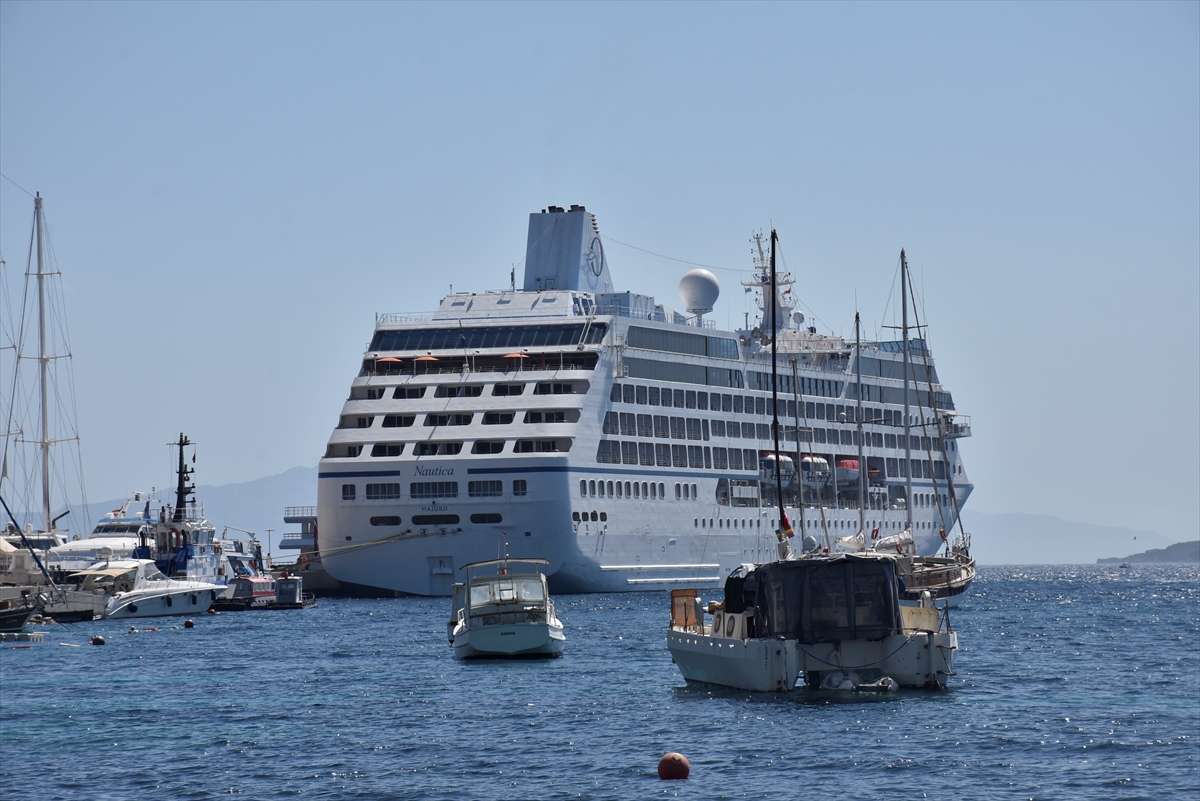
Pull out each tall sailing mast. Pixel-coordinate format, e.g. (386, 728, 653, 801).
(855, 312, 865, 538)
(901, 249, 913, 534)
(35, 194, 51, 533)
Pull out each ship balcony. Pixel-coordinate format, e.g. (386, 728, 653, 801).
(938, 415, 971, 439)
(277, 534, 308, 551)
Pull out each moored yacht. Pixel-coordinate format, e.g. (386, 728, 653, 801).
(317, 206, 974, 595)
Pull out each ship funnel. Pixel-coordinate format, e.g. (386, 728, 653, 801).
(522, 206, 615, 295)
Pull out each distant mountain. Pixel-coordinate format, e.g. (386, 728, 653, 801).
(1097, 540, 1200, 564)
(964, 511, 1179, 565)
(73, 465, 318, 557)
(67, 468, 1191, 566)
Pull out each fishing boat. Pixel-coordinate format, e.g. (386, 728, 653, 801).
(65, 558, 221, 619)
(448, 556, 565, 658)
(667, 554, 956, 691)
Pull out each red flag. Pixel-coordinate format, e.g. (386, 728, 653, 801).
(780, 509, 795, 539)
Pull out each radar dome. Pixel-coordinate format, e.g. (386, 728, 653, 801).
(678, 269, 720, 316)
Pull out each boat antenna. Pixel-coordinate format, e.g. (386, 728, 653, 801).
(769, 229, 792, 558)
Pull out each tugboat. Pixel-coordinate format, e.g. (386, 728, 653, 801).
(449, 553, 564, 659)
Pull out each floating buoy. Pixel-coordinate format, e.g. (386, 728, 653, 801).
(206, 608, 218, 615)
(90, 635, 106, 646)
(9, 645, 31, 649)
(128, 626, 138, 633)
(184, 619, 195, 629)
(657, 752, 690, 780)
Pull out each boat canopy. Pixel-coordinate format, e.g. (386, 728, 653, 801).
(462, 557, 551, 571)
(722, 555, 900, 644)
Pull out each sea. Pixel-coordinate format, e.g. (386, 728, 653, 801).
(1, 565, 1197, 800)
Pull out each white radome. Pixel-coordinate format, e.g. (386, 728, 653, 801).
(679, 269, 720, 316)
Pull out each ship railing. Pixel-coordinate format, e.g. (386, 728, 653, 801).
(938, 415, 972, 439)
(284, 506, 317, 519)
(376, 312, 437, 325)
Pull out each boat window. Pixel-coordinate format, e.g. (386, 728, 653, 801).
(512, 480, 526, 496)
(370, 516, 401, 526)
(471, 441, 504, 454)
(468, 480, 503, 498)
(648, 387, 660, 406)
(470, 513, 502, 524)
(393, 387, 426, 399)
(411, 514, 459, 525)
(382, 415, 415, 428)
(635, 386, 647, 405)
(809, 575, 850, 629)
(415, 442, 463, 456)
(410, 482, 458, 499)
(518, 579, 544, 602)
(370, 443, 404, 457)
(366, 483, 403, 500)
(469, 584, 494, 607)
(425, 413, 473, 426)
(622, 385, 635, 404)
(675, 483, 682, 500)
(143, 566, 167, 582)
(599, 512, 607, 521)
(342, 484, 356, 500)
(492, 383, 525, 396)
(371, 323, 607, 353)
(483, 411, 514, 425)
(434, 385, 483, 398)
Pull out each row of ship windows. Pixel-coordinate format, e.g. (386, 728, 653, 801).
(578, 479, 712, 501)
(354, 513, 501, 527)
(354, 382, 584, 401)
(602, 412, 945, 452)
(341, 410, 580, 429)
(341, 480, 528, 501)
(597, 442, 762, 471)
(328, 439, 571, 458)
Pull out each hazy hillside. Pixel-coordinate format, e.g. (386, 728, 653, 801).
(67, 466, 1193, 566)
(1097, 540, 1200, 564)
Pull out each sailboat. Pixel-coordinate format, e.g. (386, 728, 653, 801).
(666, 232, 958, 692)
(0, 194, 103, 623)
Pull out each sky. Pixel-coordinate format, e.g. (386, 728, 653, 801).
(1, 2, 1197, 540)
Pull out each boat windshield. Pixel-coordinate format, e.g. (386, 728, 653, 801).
(142, 565, 168, 582)
(469, 577, 545, 608)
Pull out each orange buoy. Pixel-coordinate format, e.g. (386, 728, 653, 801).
(657, 752, 690, 780)
(184, 619, 195, 629)
(90, 635, 106, 646)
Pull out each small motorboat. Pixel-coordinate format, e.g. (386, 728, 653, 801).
(449, 557, 564, 659)
(66, 559, 221, 619)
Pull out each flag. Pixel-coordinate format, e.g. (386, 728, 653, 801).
(192, 450, 196, 464)
(780, 509, 795, 539)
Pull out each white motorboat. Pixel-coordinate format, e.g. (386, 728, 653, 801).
(667, 552, 957, 692)
(449, 557, 564, 658)
(67, 559, 221, 619)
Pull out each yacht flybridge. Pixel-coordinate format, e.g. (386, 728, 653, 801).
(317, 206, 974, 595)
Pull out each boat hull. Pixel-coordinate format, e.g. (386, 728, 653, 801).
(452, 621, 565, 659)
(104, 587, 218, 619)
(667, 630, 957, 691)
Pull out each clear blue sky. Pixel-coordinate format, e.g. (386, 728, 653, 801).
(1, 1, 1197, 539)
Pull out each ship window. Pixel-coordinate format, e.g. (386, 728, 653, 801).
(619, 413, 637, 435)
(492, 383, 525, 396)
(622, 385, 635, 404)
(711, 420, 725, 437)
(610, 383, 623, 402)
(342, 484, 356, 500)
(673, 389, 685, 408)
(688, 445, 703, 468)
(648, 387, 660, 406)
(370, 443, 404, 457)
(590, 511, 598, 521)
(409, 481, 458, 499)
(483, 412, 515, 425)
(607, 481, 615, 496)
(579, 480, 587, 497)
(650, 483, 657, 499)
(535, 382, 578, 395)
(572, 511, 581, 521)
(515, 439, 564, 453)
(636, 414, 653, 437)
(754, 398, 765, 415)
(652, 415, 669, 438)
(425, 413, 474, 427)
(654, 443, 670, 467)
(526, 410, 572, 424)
(670, 417, 686, 439)
(635, 386, 648, 405)
(471, 440, 504, 454)
(603, 411, 619, 434)
(672, 444, 688, 467)
(728, 449, 743, 470)
(713, 447, 728, 470)
(685, 391, 697, 409)
(682, 483, 690, 499)
(638, 442, 654, 466)
(468, 480, 503, 497)
(415, 442, 463, 456)
(599, 512, 607, 522)
(411, 514, 459, 525)
(624, 481, 632, 496)
(642, 482, 649, 497)
(743, 449, 758, 470)
(366, 483, 402, 500)
(675, 483, 682, 500)
(685, 418, 701, 440)
(382, 415, 415, 428)
(370, 323, 607, 353)
(589, 480, 596, 496)
(615, 482, 623, 498)
(470, 513, 502, 524)
(393, 386, 426, 399)
(621, 441, 638, 464)
(434, 385, 483, 398)
(370, 516, 401, 526)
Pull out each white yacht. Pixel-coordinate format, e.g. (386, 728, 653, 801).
(317, 206, 974, 595)
(449, 557, 564, 659)
(67, 558, 221, 619)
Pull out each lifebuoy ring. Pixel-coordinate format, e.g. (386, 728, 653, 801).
(895, 542, 904, 555)
(939, 528, 947, 542)
(871, 527, 879, 541)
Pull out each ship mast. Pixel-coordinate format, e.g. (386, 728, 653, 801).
(901, 249, 913, 534)
(172, 433, 194, 523)
(35, 194, 51, 533)
(769, 229, 788, 554)
(855, 312, 865, 539)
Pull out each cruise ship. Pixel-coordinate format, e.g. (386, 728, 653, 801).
(316, 206, 973, 595)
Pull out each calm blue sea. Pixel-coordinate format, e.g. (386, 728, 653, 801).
(2, 565, 1197, 800)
